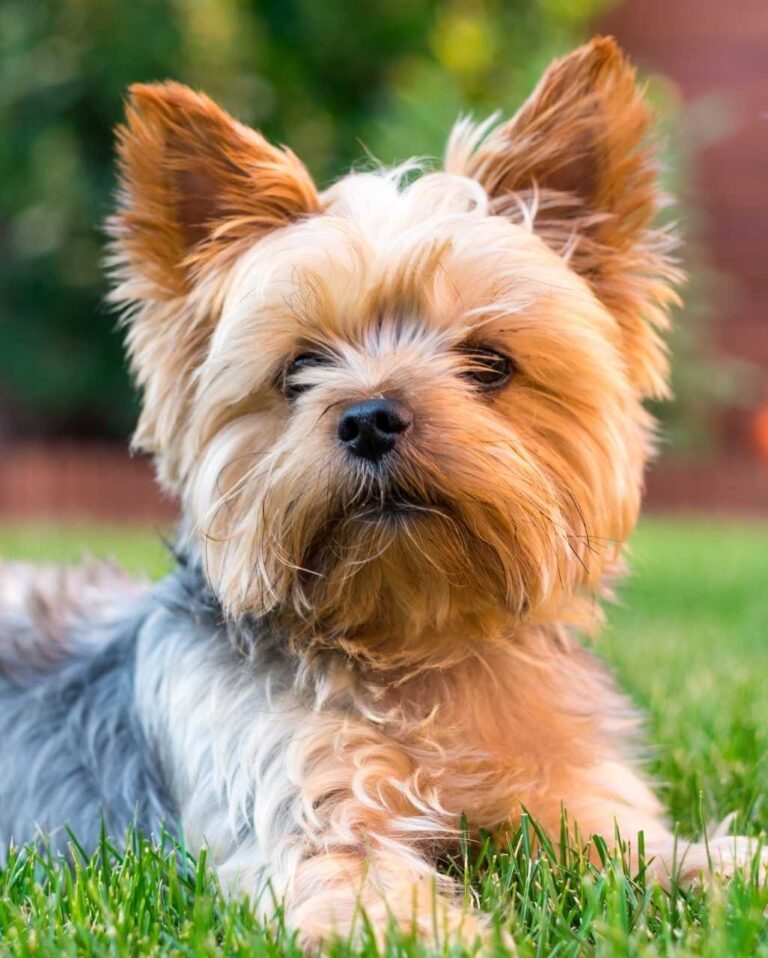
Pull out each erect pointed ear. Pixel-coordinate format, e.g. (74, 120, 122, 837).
(446, 37, 681, 399)
(110, 81, 319, 297)
(107, 83, 319, 488)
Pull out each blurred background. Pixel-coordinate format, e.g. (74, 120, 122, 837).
(0, 0, 766, 526)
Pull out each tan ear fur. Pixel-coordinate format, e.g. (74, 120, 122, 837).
(447, 37, 681, 398)
(110, 81, 319, 296)
(107, 83, 319, 488)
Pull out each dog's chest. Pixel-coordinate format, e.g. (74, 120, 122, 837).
(337, 657, 572, 835)
(142, 621, 592, 865)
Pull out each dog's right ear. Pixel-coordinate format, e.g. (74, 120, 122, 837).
(108, 83, 318, 487)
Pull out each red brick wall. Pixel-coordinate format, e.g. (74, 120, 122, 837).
(0, 443, 177, 523)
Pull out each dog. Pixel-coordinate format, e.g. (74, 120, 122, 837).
(0, 36, 763, 949)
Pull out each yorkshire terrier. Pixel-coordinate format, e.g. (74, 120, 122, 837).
(0, 37, 763, 949)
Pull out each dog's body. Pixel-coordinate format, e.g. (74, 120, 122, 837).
(0, 37, 762, 947)
(0, 549, 670, 936)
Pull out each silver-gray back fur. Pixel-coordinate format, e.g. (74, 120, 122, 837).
(0, 551, 254, 854)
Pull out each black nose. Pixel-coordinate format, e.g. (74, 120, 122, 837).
(337, 398, 412, 462)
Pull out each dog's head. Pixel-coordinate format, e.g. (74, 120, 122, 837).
(109, 38, 679, 660)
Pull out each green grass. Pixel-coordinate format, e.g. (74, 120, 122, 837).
(0, 518, 766, 956)
(0, 523, 173, 580)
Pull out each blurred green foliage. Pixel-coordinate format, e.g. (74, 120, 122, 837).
(0, 0, 614, 439)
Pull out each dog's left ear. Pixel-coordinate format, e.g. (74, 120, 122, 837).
(447, 37, 680, 399)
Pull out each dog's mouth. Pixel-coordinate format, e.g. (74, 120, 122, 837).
(296, 484, 457, 588)
(351, 487, 447, 523)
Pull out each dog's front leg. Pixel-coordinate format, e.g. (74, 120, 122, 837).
(217, 832, 477, 948)
(214, 709, 483, 951)
(529, 759, 767, 886)
(283, 841, 484, 950)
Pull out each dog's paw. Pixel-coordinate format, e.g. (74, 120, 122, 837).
(661, 834, 768, 887)
(291, 892, 491, 954)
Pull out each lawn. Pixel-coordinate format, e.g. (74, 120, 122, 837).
(0, 518, 766, 956)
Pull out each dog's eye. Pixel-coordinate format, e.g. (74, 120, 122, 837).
(282, 351, 330, 399)
(459, 347, 515, 391)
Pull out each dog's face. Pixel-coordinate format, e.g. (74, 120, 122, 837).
(110, 39, 679, 657)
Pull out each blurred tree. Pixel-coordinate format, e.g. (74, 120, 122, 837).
(0, 0, 614, 439)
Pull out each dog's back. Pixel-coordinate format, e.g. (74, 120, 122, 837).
(0, 560, 173, 852)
